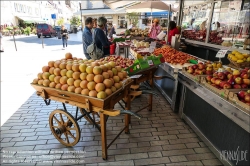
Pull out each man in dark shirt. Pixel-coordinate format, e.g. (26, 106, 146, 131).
(94, 17, 111, 56)
(82, 17, 93, 59)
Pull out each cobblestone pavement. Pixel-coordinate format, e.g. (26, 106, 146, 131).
(0, 89, 223, 166)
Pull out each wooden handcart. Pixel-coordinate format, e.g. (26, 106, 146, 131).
(31, 78, 142, 160)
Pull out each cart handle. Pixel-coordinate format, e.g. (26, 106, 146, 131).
(119, 110, 142, 119)
(154, 75, 175, 81)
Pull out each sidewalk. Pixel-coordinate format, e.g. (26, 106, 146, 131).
(0, 89, 222, 166)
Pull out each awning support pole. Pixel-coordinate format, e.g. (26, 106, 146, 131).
(13, 32, 17, 51)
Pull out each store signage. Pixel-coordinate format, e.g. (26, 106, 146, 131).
(14, 2, 40, 16)
(51, 14, 56, 19)
(216, 49, 228, 58)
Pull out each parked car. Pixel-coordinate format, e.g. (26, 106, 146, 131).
(36, 24, 56, 38)
(54, 26, 62, 39)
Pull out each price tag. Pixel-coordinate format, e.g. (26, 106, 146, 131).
(216, 49, 228, 58)
(130, 74, 142, 79)
(149, 42, 156, 53)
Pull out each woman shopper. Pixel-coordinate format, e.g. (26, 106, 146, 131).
(168, 21, 180, 45)
(94, 17, 111, 57)
(149, 18, 161, 39)
(61, 25, 68, 50)
(108, 23, 116, 39)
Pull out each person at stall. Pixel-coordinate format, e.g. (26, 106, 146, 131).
(83, 17, 93, 60)
(108, 23, 116, 39)
(187, 18, 195, 30)
(168, 21, 180, 45)
(94, 17, 111, 56)
(149, 18, 161, 39)
(92, 18, 97, 31)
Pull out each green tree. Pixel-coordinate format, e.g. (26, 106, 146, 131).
(57, 18, 64, 26)
(126, 12, 140, 27)
(70, 16, 80, 26)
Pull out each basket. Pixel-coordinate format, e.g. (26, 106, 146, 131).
(227, 57, 250, 69)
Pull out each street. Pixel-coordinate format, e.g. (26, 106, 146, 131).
(1, 32, 84, 125)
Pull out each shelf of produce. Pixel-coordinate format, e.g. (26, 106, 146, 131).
(178, 72, 250, 166)
(185, 39, 250, 54)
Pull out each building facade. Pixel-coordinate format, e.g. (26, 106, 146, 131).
(0, 0, 79, 27)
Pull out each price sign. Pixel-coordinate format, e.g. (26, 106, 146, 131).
(149, 42, 156, 53)
(216, 49, 228, 58)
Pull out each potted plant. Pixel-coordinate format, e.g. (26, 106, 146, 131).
(70, 16, 80, 34)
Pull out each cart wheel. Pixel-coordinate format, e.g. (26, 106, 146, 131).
(49, 109, 80, 146)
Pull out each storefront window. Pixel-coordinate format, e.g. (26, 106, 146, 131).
(118, 16, 127, 28)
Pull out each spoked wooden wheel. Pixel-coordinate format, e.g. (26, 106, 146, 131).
(49, 109, 80, 146)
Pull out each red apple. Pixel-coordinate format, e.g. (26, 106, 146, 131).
(233, 75, 238, 80)
(218, 72, 226, 80)
(187, 68, 194, 74)
(192, 65, 198, 69)
(206, 67, 213, 71)
(241, 72, 250, 79)
(233, 84, 242, 89)
(213, 72, 218, 78)
(223, 83, 232, 89)
(224, 71, 230, 76)
(227, 78, 236, 85)
(245, 94, 250, 102)
(211, 78, 217, 84)
(227, 73, 233, 79)
(241, 84, 248, 89)
(243, 79, 250, 85)
(215, 79, 222, 85)
(235, 77, 242, 84)
(198, 63, 205, 70)
(206, 75, 213, 82)
(219, 81, 227, 88)
(206, 70, 213, 75)
(238, 91, 246, 99)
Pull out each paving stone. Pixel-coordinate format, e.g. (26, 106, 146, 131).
(1, 138, 12, 142)
(169, 155, 188, 162)
(134, 157, 170, 165)
(1, 142, 16, 147)
(97, 149, 130, 156)
(1, 133, 22, 138)
(117, 143, 137, 149)
(83, 156, 115, 164)
(115, 152, 148, 161)
(19, 129, 35, 133)
(177, 133, 197, 139)
(202, 159, 222, 165)
(162, 144, 187, 151)
(166, 161, 203, 166)
(98, 160, 134, 166)
(148, 151, 162, 158)
(150, 140, 169, 146)
(139, 132, 152, 137)
(184, 143, 200, 149)
(194, 147, 211, 153)
(129, 136, 159, 143)
(199, 142, 207, 147)
(186, 152, 217, 161)
(162, 149, 195, 157)
(169, 138, 200, 145)
(130, 145, 162, 154)
(178, 129, 191, 134)
(168, 130, 179, 135)
(21, 132, 37, 137)
(11, 137, 25, 142)
(14, 140, 47, 147)
(137, 141, 150, 147)
(159, 135, 178, 140)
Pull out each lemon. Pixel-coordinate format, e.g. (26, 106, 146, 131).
(231, 56, 238, 62)
(228, 54, 233, 58)
(237, 60, 244, 63)
(216, 63, 222, 68)
(232, 50, 238, 55)
(247, 57, 250, 62)
(235, 54, 244, 60)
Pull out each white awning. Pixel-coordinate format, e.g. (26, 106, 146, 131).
(103, 0, 140, 10)
(74, 8, 126, 16)
(16, 16, 46, 23)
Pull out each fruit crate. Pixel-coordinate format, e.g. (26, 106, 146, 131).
(227, 57, 250, 69)
(200, 77, 232, 99)
(182, 67, 209, 83)
(31, 78, 133, 110)
(228, 89, 250, 114)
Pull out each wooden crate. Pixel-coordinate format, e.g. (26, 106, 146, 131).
(228, 89, 250, 115)
(31, 79, 133, 110)
(200, 77, 232, 99)
(182, 67, 209, 83)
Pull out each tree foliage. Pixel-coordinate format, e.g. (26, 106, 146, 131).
(70, 16, 81, 26)
(57, 18, 64, 26)
(126, 12, 140, 27)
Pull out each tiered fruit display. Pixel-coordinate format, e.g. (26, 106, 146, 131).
(186, 61, 222, 75)
(32, 53, 130, 99)
(153, 46, 197, 65)
(205, 68, 250, 89)
(228, 50, 250, 63)
(99, 55, 134, 69)
(237, 90, 250, 105)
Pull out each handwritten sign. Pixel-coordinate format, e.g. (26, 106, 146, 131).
(149, 42, 156, 53)
(216, 49, 228, 58)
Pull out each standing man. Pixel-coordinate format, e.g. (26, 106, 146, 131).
(61, 25, 68, 50)
(83, 17, 93, 59)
